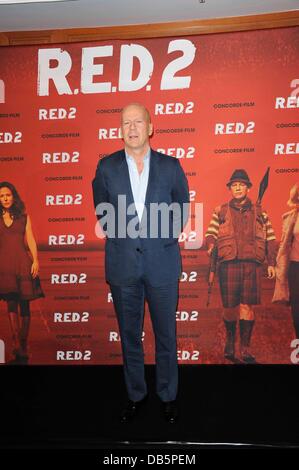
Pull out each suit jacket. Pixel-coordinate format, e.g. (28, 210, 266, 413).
(92, 149, 189, 286)
(272, 209, 298, 304)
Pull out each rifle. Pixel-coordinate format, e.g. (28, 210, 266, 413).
(206, 167, 270, 307)
(206, 245, 218, 307)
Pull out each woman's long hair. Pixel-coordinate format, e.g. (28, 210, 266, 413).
(0, 181, 26, 218)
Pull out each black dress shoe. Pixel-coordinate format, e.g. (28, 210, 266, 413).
(163, 400, 178, 424)
(120, 396, 148, 423)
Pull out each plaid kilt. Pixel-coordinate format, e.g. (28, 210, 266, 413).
(218, 260, 262, 308)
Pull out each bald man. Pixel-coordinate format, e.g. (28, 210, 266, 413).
(92, 103, 189, 423)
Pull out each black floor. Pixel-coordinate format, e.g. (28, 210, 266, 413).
(1, 365, 299, 449)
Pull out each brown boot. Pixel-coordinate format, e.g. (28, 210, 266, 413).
(239, 319, 256, 364)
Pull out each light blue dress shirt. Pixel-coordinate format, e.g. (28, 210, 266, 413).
(125, 148, 150, 221)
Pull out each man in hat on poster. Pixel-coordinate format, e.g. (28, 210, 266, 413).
(205, 169, 276, 363)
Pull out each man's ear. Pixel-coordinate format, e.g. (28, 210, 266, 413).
(149, 123, 154, 137)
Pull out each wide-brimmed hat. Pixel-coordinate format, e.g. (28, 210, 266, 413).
(226, 169, 252, 188)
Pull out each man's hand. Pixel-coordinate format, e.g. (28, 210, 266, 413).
(31, 259, 39, 279)
(267, 266, 276, 279)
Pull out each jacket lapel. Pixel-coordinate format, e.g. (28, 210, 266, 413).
(139, 150, 161, 233)
(117, 149, 161, 232)
(144, 149, 160, 206)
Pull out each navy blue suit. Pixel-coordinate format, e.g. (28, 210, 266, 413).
(92, 149, 189, 401)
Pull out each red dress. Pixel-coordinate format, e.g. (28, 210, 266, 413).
(0, 214, 44, 301)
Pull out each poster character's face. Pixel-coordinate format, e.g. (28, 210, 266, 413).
(0, 187, 14, 209)
(229, 181, 249, 200)
(121, 105, 153, 153)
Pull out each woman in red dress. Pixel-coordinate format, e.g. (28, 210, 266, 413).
(0, 181, 44, 364)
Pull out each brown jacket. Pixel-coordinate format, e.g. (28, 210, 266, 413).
(217, 201, 266, 264)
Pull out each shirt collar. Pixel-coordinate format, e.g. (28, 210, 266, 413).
(125, 147, 151, 164)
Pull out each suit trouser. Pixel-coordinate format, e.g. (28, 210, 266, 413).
(110, 279, 179, 402)
(288, 261, 299, 338)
